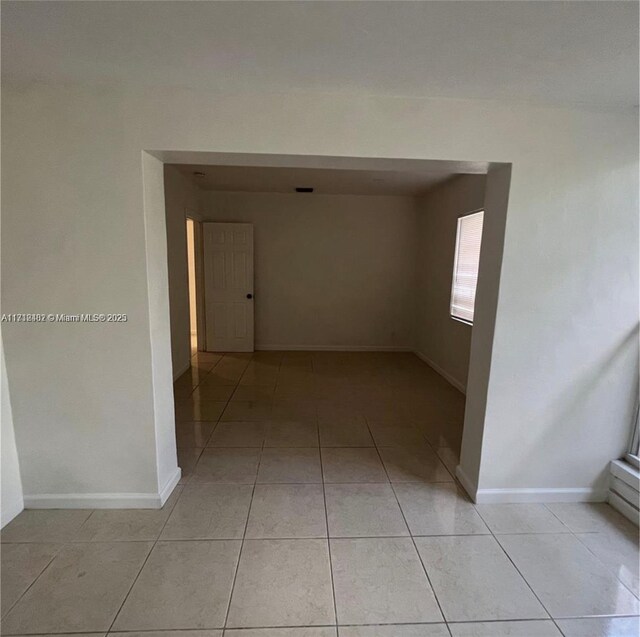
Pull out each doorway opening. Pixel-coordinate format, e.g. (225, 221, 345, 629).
(151, 151, 511, 502)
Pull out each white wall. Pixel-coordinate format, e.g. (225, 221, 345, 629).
(473, 155, 638, 500)
(460, 164, 513, 496)
(200, 191, 417, 350)
(1, 332, 24, 526)
(2, 81, 637, 505)
(142, 154, 182, 503)
(164, 165, 201, 379)
(415, 175, 486, 392)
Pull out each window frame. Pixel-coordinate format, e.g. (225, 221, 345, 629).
(450, 208, 484, 326)
(625, 403, 640, 470)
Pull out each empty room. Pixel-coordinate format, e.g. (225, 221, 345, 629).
(164, 161, 483, 475)
(1, 2, 639, 637)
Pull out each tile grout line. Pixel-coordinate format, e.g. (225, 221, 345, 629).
(15, 528, 624, 544)
(480, 497, 639, 605)
(471, 474, 629, 633)
(540, 502, 640, 602)
(364, 415, 453, 636)
(176, 352, 226, 423)
(188, 350, 225, 399)
(112, 352, 254, 636)
(313, 353, 340, 631)
(570, 532, 640, 602)
(2, 492, 179, 624)
(105, 482, 183, 634)
(0, 543, 65, 621)
(108, 352, 230, 634)
(112, 350, 639, 636)
(411, 419, 460, 486)
(366, 409, 579, 636)
(8, 354, 637, 636)
(191, 352, 252, 475)
(4, 616, 640, 636)
(220, 384, 267, 632)
(473, 505, 564, 634)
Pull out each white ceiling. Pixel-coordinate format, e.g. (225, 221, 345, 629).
(172, 164, 459, 197)
(2, 1, 638, 107)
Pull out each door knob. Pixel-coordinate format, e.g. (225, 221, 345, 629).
(246, 293, 253, 299)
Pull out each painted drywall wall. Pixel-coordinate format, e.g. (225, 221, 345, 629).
(460, 164, 513, 496)
(474, 155, 638, 499)
(1, 332, 24, 526)
(415, 175, 487, 392)
(164, 166, 200, 379)
(143, 154, 181, 499)
(199, 191, 417, 350)
(1, 86, 160, 502)
(1, 81, 637, 504)
(164, 164, 201, 379)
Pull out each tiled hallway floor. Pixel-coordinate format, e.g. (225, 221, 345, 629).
(2, 352, 639, 637)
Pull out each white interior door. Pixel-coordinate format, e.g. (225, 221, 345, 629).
(203, 222, 254, 352)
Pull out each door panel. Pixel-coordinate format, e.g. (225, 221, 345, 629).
(203, 222, 254, 352)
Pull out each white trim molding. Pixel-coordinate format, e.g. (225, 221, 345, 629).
(473, 486, 608, 504)
(455, 464, 608, 503)
(413, 350, 466, 394)
(24, 492, 166, 509)
(24, 493, 165, 509)
(24, 468, 181, 510)
(256, 344, 413, 352)
(159, 467, 182, 507)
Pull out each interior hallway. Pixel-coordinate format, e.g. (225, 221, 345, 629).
(1, 352, 638, 636)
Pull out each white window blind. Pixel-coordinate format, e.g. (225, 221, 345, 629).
(450, 210, 484, 324)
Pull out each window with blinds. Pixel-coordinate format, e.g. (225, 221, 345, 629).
(450, 210, 484, 324)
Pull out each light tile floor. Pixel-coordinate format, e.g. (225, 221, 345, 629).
(2, 352, 639, 637)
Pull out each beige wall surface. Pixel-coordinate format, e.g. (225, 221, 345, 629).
(415, 175, 487, 392)
(164, 165, 201, 379)
(199, 191, 417, 350)
(2, 82, 637, 503)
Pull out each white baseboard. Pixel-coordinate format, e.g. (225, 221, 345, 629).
(455, 464, 478, 501)
(413, 350, 466, 394)
(159, 467, 182, 506)
(173, 360, 191, 381)
(256, 344, 413, 352)
(23, 468, 182, 511)
(24, 493, 163, 509)
(474, 486, 609, 504)
(455, 465, 608, 504)
(1, 496, 24, 528)
(24, 492, 165, 509)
